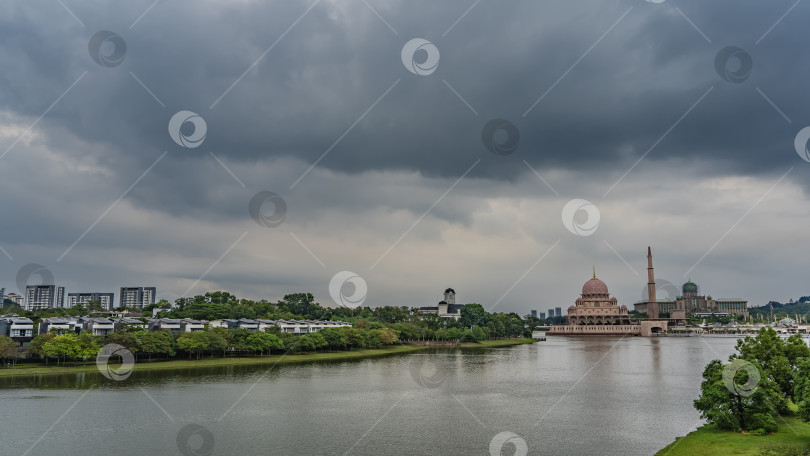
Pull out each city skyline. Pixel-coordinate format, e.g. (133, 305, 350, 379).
(1, 1, 809, 315)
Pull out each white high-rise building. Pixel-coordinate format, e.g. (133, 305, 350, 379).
(119, 287, 156, 309)
(67, 292, 115, 310)
(24, 285, 65, 311)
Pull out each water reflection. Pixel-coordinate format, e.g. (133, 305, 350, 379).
(2, 337, 745, 456)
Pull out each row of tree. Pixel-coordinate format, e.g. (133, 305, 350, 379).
(694, 328, 810, 434)
(3, 324, 405, 365)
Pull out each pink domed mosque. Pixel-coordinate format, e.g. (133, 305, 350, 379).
(563, 267, 633, 326)
(548, 247, 668, 336)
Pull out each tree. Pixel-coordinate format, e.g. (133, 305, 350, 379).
(319, 328, 348, 351)
(105, 331, 141, 359)
(342, 328, 365, 349)
(470, 325, 487, 341)
(138, 331, 175, 360)
(794, 358, 810, 422)
(301, 332, 328, 352)
(460, 304, 488, 328)
(733, 328, 804, 406)
(41, 334, 81, 365)
(245, 332, 283, 355)
(27, 333, 56, 362)
(0, 336, 19, 366)
(693, 359, 781, 434)
(176, 332, 210, 359)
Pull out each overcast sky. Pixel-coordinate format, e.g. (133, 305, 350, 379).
(1, 0, 809, 313)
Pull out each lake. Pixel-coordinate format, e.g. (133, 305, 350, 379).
(1, 335, 744, 456)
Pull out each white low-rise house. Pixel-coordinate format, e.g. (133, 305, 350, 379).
(179, 319, 207, 332)
(232, 319, 259, 331)
(0, 317, 36, 347)
(148, 318, 182, 333)
(113, 317, 147, 331)
(38, 317, 80, 335)
(261, 319, 351, 334)
(80, 317, 115, 336)
(256, 320, 278, 332)
(208, 319, 260, 331)
(305, 320, 352, 332)
(207, 319, 228, 329)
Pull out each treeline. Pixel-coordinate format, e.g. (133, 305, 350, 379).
(749, 297, 810, 320)
(4, 325, 402, 365)
(4, 291, 533, 342)
(694, 328, 810, 434)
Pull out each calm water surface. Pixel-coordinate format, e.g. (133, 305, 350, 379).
(1, 336, 744, 456)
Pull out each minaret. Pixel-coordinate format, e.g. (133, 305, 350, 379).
(647, 246, 658, 320)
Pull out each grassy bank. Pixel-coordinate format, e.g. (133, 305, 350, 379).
(0, 344, 426, 377)
(0, 338, 535, 377)
(656, 417, 810, 455)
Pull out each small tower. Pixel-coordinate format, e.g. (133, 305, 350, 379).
(444, 288, 456, 305)
(647, 246, 659, 320)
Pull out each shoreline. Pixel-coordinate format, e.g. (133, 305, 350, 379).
(0, 338, 536, 378)
(655, 418, 810, 455)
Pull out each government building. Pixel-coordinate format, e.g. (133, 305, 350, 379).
(633, 279, 748, 318)
(418, 288, 470, 320)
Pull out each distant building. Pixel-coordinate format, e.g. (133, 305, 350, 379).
(555, 307, 562, 318)
(418, 288, 471, 320)
(67, 292, 115, 310)
(548, 265, 666, 337)
(38, 317, 81, 335)
(0, 317, 36, 347)
(539, 312, 546, 320)
(0, 287, 4, 304)
(547, 309, 554, 319)
(633, 279, 748, 318)
(531, 310, 537, 318)
(5, 293, 23, 305)
(24, 285, 65, 311)
(119, 287, 156, 309)
(78, 317, 115, 337)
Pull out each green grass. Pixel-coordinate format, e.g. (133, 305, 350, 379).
(0, 344, 427, 377)
(0, 338, 536, 377)
(656, 416, 810, 456)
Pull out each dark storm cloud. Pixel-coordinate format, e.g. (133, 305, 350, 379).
(2, 0, 810, 309)
(3, 0, 809, 196)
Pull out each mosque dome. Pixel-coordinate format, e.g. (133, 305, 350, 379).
(582, 278, 609, 296)
(444, 288, 455, 294)
(568, 305, 576, 311)
(682, 281, 698, 293)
